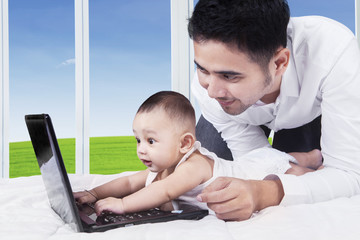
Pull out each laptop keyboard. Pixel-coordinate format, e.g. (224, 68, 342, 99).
(78, 201, 174, 225)
(96, 208, 167, 224)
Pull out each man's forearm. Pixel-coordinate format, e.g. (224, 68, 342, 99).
(252, 179, 284, 211)
(276, 168, 360, 206)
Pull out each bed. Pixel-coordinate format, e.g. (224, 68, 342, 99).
(1, 172, 359, 240)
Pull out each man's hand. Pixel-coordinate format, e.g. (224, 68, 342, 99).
(197, 177, 284, 221)
(94, 197, 125, 216)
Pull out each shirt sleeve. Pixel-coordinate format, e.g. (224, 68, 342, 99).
(270, 37, 360, 206)
(272, 167, 360, 206)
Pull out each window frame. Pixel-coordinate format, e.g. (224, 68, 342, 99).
(0, 0, 194, 177)
(1, 1, 359, 178)
(75, 0, 90, 174)
(0, 0, 9, 178)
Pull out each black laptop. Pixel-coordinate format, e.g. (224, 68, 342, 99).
(25, 114, 208, 232)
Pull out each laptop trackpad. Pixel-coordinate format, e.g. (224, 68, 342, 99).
(77, 203, 97, 226)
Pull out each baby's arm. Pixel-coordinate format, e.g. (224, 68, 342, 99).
(74, 170, 149, 204)
(289, 149, 323, 170)
(94, 153, 212, 215)
(286, 149, 323, 176)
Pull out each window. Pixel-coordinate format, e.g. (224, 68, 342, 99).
(88, 0, 171, 174)
(8, 0, 75, 177)
(2, 0, 357, 178)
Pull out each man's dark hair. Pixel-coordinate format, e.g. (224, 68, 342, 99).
(188, 0, 290, 69)
(137, 91, 196, 127)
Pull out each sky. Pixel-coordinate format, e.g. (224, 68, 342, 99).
(9, 0, 171, 142)
(8, 0, 356, 142)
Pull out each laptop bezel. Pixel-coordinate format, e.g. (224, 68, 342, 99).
(25, 114, 85, 232)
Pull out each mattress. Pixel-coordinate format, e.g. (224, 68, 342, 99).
(1, 173, 359, 240)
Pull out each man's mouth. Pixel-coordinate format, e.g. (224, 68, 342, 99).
(216, 99, 235, 107)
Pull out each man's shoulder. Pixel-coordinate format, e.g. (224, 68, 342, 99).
(289, 16, 354, 42)
(287, 16, 356, 71)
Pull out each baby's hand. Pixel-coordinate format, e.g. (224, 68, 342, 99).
(73, 190, 98, 204)
(94, 197, 125, 216)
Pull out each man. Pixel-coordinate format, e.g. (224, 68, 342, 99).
(189, 0, 360, 221)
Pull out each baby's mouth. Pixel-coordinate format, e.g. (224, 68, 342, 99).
(142, 159, 152, 167)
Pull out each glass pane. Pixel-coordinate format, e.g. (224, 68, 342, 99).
(288, 0, 355, 33)
(89, 0, 171, 174)
(192, 1, 355, 32)
(9, 0, 75, 178)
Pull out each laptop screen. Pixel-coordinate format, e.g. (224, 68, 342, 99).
(25, 114, 82, 232)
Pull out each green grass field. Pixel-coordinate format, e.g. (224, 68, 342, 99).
(9, 136, 146, 178)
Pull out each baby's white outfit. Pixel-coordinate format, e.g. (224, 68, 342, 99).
(146, 141, 295, 212)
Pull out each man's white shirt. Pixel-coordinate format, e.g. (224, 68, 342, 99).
(192, 16, 360, 205)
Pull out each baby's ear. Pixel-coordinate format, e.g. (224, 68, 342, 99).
(180, 133, 195, 154)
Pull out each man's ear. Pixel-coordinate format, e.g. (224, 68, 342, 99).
(274, 47, 290, 77)
(179, 133, 196, 154)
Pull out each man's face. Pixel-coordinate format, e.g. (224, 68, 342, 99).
(194, 40, 276, 115)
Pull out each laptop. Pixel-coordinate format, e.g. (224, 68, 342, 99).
(25, 114, 208, 232)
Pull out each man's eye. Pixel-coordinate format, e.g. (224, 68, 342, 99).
(224, 74, 237, 80)
(196, 65, 208, 74)
(198, 68, 208, 74)
(148, 138, 155, 144)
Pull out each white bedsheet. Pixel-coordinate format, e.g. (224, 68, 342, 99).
(1, 173, 359, 240)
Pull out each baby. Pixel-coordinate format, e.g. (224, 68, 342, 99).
(74, 91, 322, 215)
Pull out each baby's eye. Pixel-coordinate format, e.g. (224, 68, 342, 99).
(135, 138, 140, 144)
(148, 138, 155, 144)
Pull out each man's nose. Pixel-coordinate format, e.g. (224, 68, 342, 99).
(205, 76, 226, 99)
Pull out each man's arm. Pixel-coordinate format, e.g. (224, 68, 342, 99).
(197, 167, 360, 221)
(277, 19, 360, 206)
(277, 33, 360, 206)
(275, 168, 360, 206)
(197, 177, 284, 221)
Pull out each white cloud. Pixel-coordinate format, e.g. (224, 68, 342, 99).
(58, 58, 75, 68)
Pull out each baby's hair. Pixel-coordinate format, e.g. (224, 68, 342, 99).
(137, 91, 196, 129)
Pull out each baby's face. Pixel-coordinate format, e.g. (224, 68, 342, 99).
(132, 109, 183, 172)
